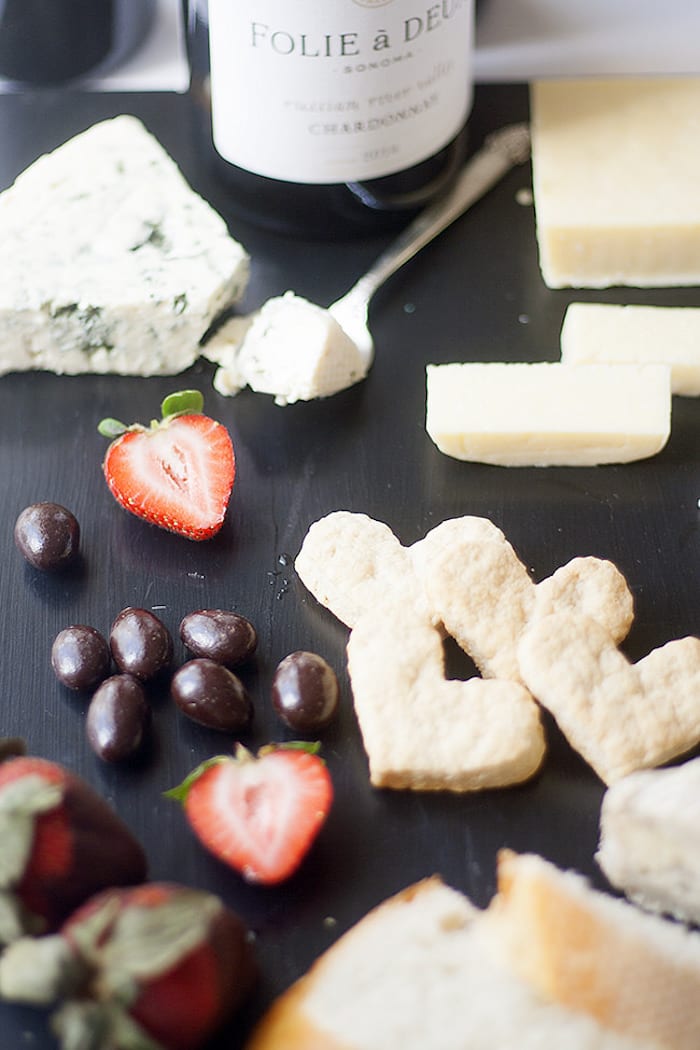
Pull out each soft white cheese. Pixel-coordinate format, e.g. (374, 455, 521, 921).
(597, 759, 700, 925)
(203, 291, 369, 406)
(0, 115, 249, 376)
(561, 303, 700, 396)
(425, 362, 671, 466)
(531, 77, 700, 288)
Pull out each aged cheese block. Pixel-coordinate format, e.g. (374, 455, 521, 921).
(0, 115, 249, 376)
(561, 303, 700, 396)
(531, 77, 700, 288)
(425, 362, 671, 466)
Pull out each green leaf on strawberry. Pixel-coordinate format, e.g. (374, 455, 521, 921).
(0, 775, 63, 887)
(52, 999, 163, 1050)
(97, 417, 129, 439)
(159, 389, 204, 420)
(98, 889, 221, 990)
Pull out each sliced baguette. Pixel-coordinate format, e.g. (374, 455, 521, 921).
(597, 758, 700, 924)
(246, 877, 650, 1050)
(489, 850, 700, 1049)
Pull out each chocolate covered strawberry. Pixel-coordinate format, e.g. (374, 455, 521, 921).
(98, 390, 235, 541)
(166, 743, 334, 885)
(0, 882, 256, 1050)
(0, 754, 146, 941)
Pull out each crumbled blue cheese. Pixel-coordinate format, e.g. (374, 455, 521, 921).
(0, 115, 249, 376)
(203, 292, 369, 406)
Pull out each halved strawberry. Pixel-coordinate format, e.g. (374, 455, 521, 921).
(166, 744, 334, 885)
(99, 390, 235, 541)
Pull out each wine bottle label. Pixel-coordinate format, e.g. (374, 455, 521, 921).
(208, 0, 473, 183)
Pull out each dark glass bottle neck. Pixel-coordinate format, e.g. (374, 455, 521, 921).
(0, 0, 156, 86)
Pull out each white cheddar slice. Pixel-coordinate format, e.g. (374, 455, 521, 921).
(561, 303, 700, 396)
(0, 115, 249, 377)
(425, 362, 671, 466)
(204, 291, 368, 405)
(531, 77, 700, 288)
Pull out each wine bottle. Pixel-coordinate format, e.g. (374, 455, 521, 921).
(184, 0, 474, 237)
(0, 0, 155, 86)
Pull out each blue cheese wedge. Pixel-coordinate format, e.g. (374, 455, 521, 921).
(425, 362, 671, 466)
(203, 291, 369, 406)
(0, 115, 249, 376)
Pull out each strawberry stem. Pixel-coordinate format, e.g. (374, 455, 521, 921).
(98, 390, 206, 441)
(164, 742, 325, 804)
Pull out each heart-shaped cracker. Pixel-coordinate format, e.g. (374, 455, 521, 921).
(295, 512, 426, 630)
(296, 511, 544, 790)
(518, 611, 700, 784)
(411, 517, 634, 684)
(346, 598, 545, 790)
(296, 512, 634, 791)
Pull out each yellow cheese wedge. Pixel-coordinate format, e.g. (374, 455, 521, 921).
(425, 362, 671, 466)
(561, 303, 700, 396)
(531, 77, 700, 288)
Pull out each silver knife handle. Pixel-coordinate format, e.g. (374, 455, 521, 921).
(350, 122, 531, 304)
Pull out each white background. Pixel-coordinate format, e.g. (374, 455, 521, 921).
(108, 0, 700, 89)
(2, 0, 700, 92)
(474, 0, 700, 81)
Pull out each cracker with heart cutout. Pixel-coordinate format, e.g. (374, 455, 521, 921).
(518, 611, 700, 784)
(410, 516, 634, 684)
(295, 511, 634, 791)
(296, 512, 544, 789)
(345, 597, 545, 790)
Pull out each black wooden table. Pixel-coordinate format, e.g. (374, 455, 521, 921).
(0, 83, 698, 1048)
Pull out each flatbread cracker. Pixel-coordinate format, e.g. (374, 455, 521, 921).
(296, 512, 546, 791)
(295, 511, 430, 630)
(518, 611, 700, 783)
(346, 598, 546, 790)
(411, 518, 633, 684)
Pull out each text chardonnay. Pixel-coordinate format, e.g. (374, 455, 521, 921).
(185, 0, 474, 236)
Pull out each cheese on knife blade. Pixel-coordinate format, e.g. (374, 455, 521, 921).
(531, 77, 700, 289)
(425, 362, 671, 466)
(0, 115, 249, 377)
(561, 303, 700, 396)
(203, 291, 368, 405)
